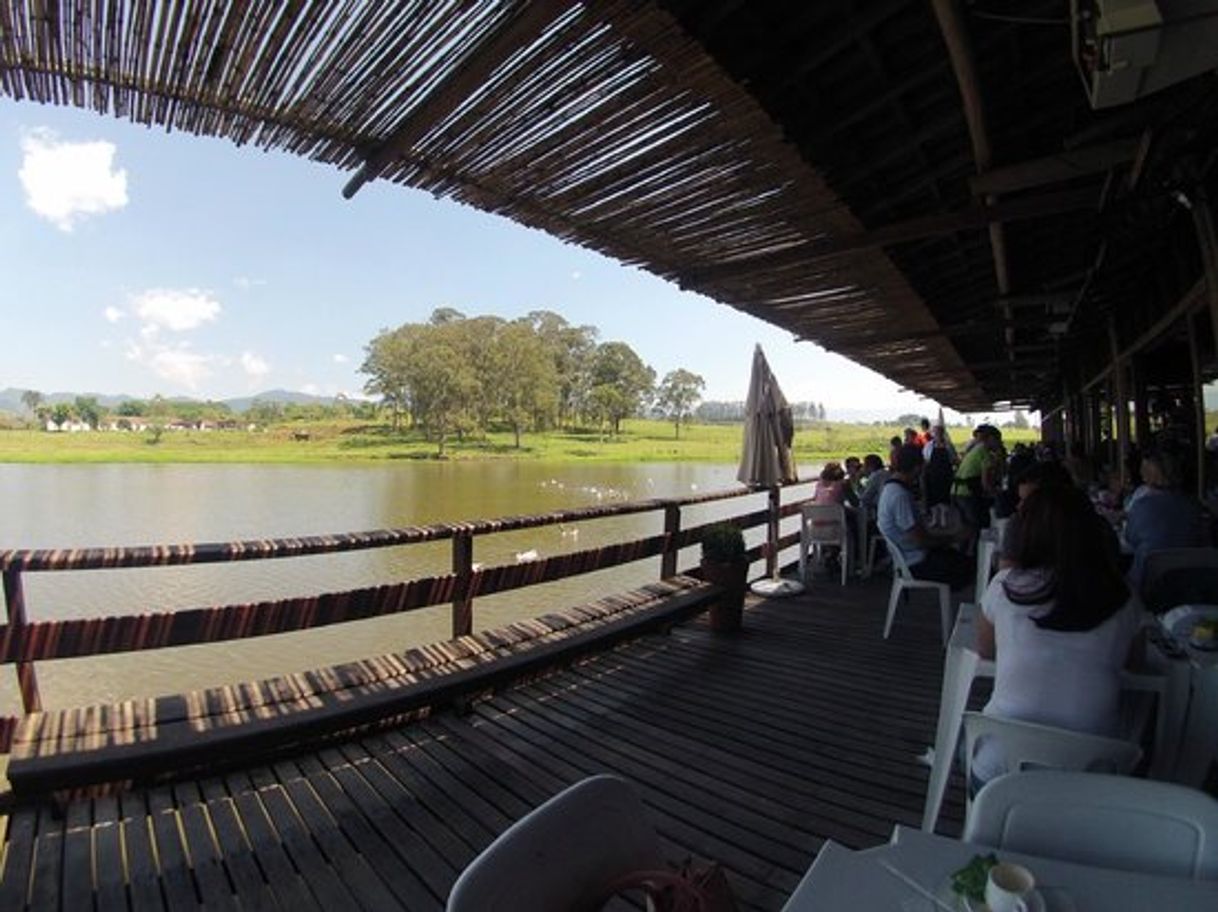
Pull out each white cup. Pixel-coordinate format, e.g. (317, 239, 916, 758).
(985, 862, 1035, 912)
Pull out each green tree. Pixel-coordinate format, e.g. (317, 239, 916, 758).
(587, 342, 655, 435)
(496, 320, 559, 447)
(527, 310, 597, 428)
(74, 396, 101, 428)
(360, 326, 414, 431)
(20, 389, 43, 414)
(116, 399, 147, 417)
(50, 402, 72, 429)
(656, 369, 705, 439)
(406, 331, 480, 455)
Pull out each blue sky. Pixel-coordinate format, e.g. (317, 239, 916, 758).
(3, 100, 987, 422)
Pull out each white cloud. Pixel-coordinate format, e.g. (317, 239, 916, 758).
(132, 288, 221, 332)
(571, 270, 582, 281)
(241, 351, 270, 378)
(147, 347, 219, 390)
(103, 306, 124, 323)
(18, 129, 129, 231)
(234, 276, 267, 291)
(302, 383, 322, 396)
(332, 353, 349, 364)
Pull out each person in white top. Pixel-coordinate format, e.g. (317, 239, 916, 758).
(973, 484, 1143, 786)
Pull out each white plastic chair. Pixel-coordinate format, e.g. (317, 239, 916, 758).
(966, 770, 1218, 880)
(881, 535, 953, 644)
(961, 712, 1142, 818)
(800, 503, 850, 586)
(446, 775, 662, 911)
(974, 528, 998, 600)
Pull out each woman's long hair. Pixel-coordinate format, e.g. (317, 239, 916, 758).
(1003, 485, 1129, 631)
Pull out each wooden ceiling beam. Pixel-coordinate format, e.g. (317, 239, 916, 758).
(686, 187, 1096, 283)
(968, 139, 1141, 196)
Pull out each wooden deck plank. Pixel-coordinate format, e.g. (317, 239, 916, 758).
(2, 580, 966, 911)
(117, 791, 168, 912)
(322, 744, 464, 896)
(294, 750, 439, 908)
(273, 761, 403, 911)
(248, 783, 357, 911)
(204, 794, 280, 912)
(0, 807, 38, 910)
(92, 796, 130, 912)
(145, 787, 202, 911)
(28, 806, 64, 912)
(61, 801, 95, 912)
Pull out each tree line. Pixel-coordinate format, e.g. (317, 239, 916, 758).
(360, 309, 706, 453)
(15, 389, 375, 430)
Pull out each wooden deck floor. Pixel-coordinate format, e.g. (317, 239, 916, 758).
(0, 576, 968, 911)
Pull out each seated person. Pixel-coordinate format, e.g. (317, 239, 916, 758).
(812, 461, 857, 506)
(998, 461, 1075, 568)
(878, 444, 973, 588)
(858, 453, 890, 516)
(844, 456, 863, 497)
(974, 485, 1143, 788)
(1124, 451, 1211, 588)
(888, 435, 902, 470)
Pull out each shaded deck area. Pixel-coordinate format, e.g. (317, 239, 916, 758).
(0, 577, 965, 910)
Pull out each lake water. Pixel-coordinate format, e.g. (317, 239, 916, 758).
(0, 462, 805, 713)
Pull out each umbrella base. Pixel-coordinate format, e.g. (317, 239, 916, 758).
(749, 577, 805, 598)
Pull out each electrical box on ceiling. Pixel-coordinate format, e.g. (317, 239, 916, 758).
(1072, 0, 1218, 108)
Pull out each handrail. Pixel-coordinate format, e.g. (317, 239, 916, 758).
(0, 482, 815, 751)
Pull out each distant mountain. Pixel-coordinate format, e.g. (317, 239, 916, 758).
(222, 390, 340, 413)
(0, 387, 343, 415)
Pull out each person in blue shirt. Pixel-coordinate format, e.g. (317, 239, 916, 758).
(878, 444, 973, 588)
(1124, 450, 1210, 589)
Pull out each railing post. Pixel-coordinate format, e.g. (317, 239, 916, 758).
(452, 530, 474, 638)
(3, 569, 42, 713)
(766, 486, 781, 578)
(661, 502, 681, 579)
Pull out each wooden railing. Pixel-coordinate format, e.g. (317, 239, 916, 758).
(0, 484, 814, 752)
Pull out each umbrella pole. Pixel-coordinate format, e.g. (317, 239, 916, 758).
(767, 485, 780, 579)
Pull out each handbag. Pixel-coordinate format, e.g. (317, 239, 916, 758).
(602, 859, 739, 912)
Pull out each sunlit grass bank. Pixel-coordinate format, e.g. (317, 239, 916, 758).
(0, 419, 1039, 465)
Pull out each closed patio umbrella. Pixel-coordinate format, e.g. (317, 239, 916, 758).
(737, 345, 803, 596)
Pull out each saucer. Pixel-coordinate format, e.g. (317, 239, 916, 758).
(962, 889, 1046, 912)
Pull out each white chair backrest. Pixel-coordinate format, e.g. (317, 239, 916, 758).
(802, 503, 847, 544)
(882, 534, 915, 579)
(966, 771, 1218, 879)
(963, 712, 1142, 783)
(446, 775, 661, 911)
(975, 533, 998, 597)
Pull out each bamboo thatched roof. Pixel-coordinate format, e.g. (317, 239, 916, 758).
(3, 2, 1216, 410)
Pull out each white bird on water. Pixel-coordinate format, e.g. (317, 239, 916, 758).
(515, 549, 540, 563)
(559, 524, 579, 539)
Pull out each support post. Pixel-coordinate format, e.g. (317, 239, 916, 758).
(766, 486, 781, 579)
(1188, 314, 1207, 501)
(1189, 182, 1218, 359)
(452, 530, 474, 639)
(661, 502, 680, 579)
(3, 569, 42, 714)
(1110, 318, 1131, 489)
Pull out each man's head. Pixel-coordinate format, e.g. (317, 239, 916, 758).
(1015, 461, 1074, 504)
(1141, 451, 1179, 489)
(893, 444, 925, 479)
(863, 453, 884, 475)
(844, 456, 861, 478)
(903, 427, 918, 445)
(920, 418, 931, 433)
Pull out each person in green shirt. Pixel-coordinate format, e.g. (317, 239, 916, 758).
(953, 424, 1001, 530)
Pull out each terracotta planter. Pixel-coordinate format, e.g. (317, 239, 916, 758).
(700, 558, 748, 632)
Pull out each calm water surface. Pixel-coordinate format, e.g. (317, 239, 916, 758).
(0, 462, 796, 712)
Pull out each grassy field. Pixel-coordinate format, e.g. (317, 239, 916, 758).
(0, 419, 1040, 465)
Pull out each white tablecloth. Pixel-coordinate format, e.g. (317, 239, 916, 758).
(781, 826, 1218, 911)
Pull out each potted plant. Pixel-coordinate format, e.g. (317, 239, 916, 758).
(700, 522, 748, 632)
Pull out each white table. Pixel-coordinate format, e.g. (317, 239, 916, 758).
(781, 826, 1218, 911)
(922, 602, 993, 831)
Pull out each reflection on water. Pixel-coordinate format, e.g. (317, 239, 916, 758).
(0, 462, 803, 711)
